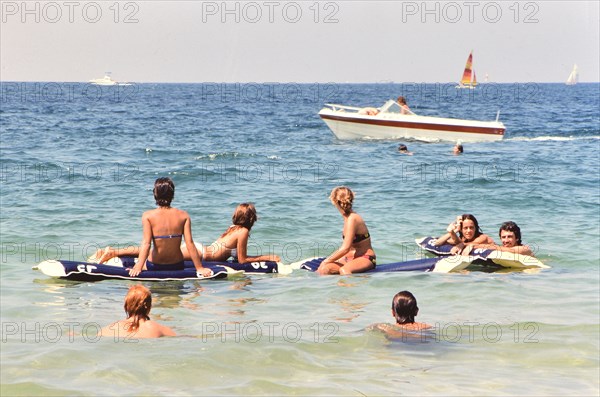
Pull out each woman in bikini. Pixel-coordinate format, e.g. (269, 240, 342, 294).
(181, 203, 280, 263)
(317, 186, 376, 275)
(434, 214, 494, 255)
(93, 177, 212, 277)
(93, 203, 280, 265)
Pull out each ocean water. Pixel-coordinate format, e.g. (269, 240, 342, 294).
(1, 82, 599, 396)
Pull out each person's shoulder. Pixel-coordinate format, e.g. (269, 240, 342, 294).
(348, 212, 364, 223)
(170, 207, 191, 219)
(235, 226, 250, 237)
(141, 320, 176, 337)
(513, 244, 534, 256)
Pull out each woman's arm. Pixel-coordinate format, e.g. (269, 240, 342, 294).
(320, 216, 356, 266)
(235, 228, 281, 263)
(129, 213, 152, 277)
(435, 220, 462, 246)
(183, 215, 212, 277)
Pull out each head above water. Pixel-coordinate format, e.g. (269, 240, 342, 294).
(232, 203, 258, 230)
(329, 186, 354, 215)
(499, 221, 522, 246)
(124, 285, 152, 331)
(392, 290, 419, 324)
(453, 143, 464, 154)
(398, 144, 408, 152)
(459, 214, 483, 242)
(153, 177, 175, 207)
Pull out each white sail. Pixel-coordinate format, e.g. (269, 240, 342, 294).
(566, 64, 579, 85)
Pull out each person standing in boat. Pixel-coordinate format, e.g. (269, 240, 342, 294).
(98, 285, 176, 339)
(100, 177, 212, 277)
(434, 214, 494, 255)
(317, 186, 376, 275)
(397, 96, 412, 115)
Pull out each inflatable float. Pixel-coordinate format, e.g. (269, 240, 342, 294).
(415, 237, 550, 270)
(292, 256, 474, 273)
(34, 255, 476, 281)
(33, 256, 285, 282)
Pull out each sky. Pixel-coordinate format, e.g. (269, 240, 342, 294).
(1, 0, 599, 83)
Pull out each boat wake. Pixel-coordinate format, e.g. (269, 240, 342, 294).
(506, 135, 600, 142)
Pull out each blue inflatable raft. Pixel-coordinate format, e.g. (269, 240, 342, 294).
(33, 256, 282, 282)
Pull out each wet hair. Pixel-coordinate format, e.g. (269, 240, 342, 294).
(124, 285, 152, 332)
(153, 177, 175, 207)
(398, 144, 408, 152)
(222, 203, 258, 237)
(455, 144, 464, 153)
(392, 291, 419, 324)
(329, 186, 354, 215)
(459, 214, 483, 242)
(499, 221, 522, 245)
(397, 96, 407, 105)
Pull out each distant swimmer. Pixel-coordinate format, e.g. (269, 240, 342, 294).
(397, 144, 413, 155)
(369, 291, 431, 338)
(435, 214, 494, 255)
(98, 285, 176, 339)
(317, 186, 376, 275)
(453, 142, 464, 155)
(461, 221, 535, 257)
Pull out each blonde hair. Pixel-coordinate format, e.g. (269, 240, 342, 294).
(124, 285, 152, 332)
(329, 186, 354, 215)
(221, 203, 258, 238)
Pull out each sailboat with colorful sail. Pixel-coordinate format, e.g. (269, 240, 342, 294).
(456, 51, 477, 89)
(566, 64, 579, 85)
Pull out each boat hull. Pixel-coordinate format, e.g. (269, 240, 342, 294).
(319, 109, 505, 142)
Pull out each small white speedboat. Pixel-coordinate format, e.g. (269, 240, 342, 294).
(318, 100, 505, 142)
(89, 74, 132, 86)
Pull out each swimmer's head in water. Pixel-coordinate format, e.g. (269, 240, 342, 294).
(392, 290, 418, 324)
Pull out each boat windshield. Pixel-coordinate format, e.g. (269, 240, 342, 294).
(380, 100, 415, 115)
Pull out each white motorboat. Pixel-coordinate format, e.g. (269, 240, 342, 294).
(89, 73, 131, 86)
(318, 100, 505, 142)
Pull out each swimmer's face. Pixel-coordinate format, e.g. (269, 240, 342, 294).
(461, 219, 476, 241)
(500, 230, 517, 247)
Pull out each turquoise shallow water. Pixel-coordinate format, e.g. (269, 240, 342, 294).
(1, 82, 599, 396)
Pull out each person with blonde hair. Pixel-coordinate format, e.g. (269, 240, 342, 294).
(181, 203, 281, 263)
(98, 285, 176, 339)
(317, 187, 376, 275)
